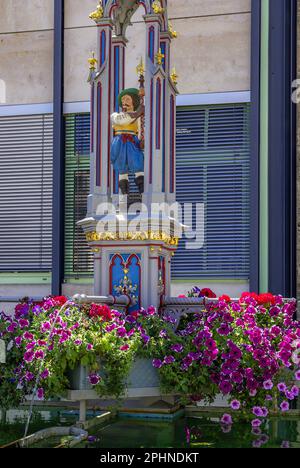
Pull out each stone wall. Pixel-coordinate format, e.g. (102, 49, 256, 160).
(0, 0, 251, 105)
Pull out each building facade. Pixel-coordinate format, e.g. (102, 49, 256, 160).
(0, 0, 297, 303)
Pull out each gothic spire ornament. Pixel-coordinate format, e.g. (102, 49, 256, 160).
(89, 0, 104, 23)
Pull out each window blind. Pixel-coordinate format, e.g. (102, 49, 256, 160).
(0, 114, 53, 272)
(64, 115, 93, 279)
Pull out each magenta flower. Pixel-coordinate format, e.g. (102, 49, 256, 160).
(231, 400, 241, 410)
(7, 322, 18, 333)
(86, 344, 94, 351)
(23, 332, 34, 341)
(41, 322, 51, 333)
(265, 395, 273, 401)
(220, 414, 233, 426)
(291, 385, 299, 397)
(37, 388, 44, 400)
(24, 351, 34, 363)
(19, 319, 29, 329)
(261, 407, 268, 418)
(280, 401, 289, 412)
(120, 344, 130, 351)
(34, 350, 45, 360)
(15, 336, 22, 346)
(263, 379, 273, 390)
(295, 370, 300, 381)
(74, 339, 82, 346)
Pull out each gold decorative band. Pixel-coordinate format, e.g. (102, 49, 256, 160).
(86, 231, 179, 246)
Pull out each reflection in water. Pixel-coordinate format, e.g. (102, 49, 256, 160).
(0, 410, 300, 449)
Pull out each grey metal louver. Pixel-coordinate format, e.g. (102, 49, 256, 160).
(172, 104, 250, 280)
(0, 114, 53, 272)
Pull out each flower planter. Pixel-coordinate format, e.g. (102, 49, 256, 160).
(68, 358, 160, 392)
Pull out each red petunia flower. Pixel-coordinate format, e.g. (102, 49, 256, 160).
(257, 293, 276, 305)
(201, 288, 217, 299)
(89, 304, 113, 321)
(219, 295, 231, 303)
(52, 296, 68, 307)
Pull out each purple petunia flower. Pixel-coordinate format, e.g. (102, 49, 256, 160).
(252, 407, 264, 417)
(251, 419, 262, 428)
(220, 414, 233, 426)
(164, 355, 175, 365)
(40, 369, 49, 379)
(74, 339, 82, 346)
(25, 371, 35, 382)
(171, 344, 184, 353)
(281, 441, 290, 449)
(231, 400, 241, 410)
(221, 425, 232, 434)
(252, 439, 262, 449)
(251, 427, 262, 436)
(117, 327, 127, 338)
(141, 334, 150, 345)
(86, 343, 94, 351)
(261, 407, 268, 418)
(278, 382, 287, 393)
(263, 379, 273, 390)
(89, 374, 101, 386)
(265, 395, 273, 401)
(37, 388, 44, 400)
(291, 385, 299, 397)
(295, 370, 300, 381)
(152, 359, 163, 369)
(280, 401, 289, 412)
(219, 381, 233, 395)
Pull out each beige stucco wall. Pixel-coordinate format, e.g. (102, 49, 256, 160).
(0, 0, 54, 105)
(64, 0, 251, 102)
(0, 0, 251, 105)
(0, 0, 54, 33)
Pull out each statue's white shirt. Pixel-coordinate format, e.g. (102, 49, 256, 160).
(111, 112, 134, 126)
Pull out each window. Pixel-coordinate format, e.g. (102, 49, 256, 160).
(172, 104, 250, 279)
(64, 115, 93, 279)
(0, 114, 53, 272)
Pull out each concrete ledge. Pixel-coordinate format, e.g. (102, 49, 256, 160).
(67, 387, 167, 401)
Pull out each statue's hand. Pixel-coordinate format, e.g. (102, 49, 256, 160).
(128, 105, 145, 120)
